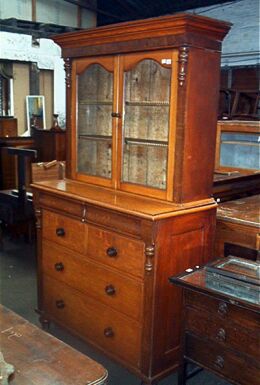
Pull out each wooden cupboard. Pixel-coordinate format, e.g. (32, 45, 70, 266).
(32, 14, 231, 384)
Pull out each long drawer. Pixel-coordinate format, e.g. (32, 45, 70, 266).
(185, 290, 259, 329)
(186, 334, 260, 385)
(42, 240, 144, 321)
(185, 306, 260, 358)
(42, 275, 142, 368)
(42, 210, 87, 254)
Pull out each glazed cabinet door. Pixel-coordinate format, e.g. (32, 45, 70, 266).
(73, 56, 118, 187)
(119, 50, 178, 200)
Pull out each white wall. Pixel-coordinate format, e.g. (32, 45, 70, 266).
(190, 0, 260, 66)
(0, 32, 65, 130)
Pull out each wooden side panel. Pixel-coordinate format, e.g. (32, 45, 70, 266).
(174, 47, 221, 203)
(148, 207, 216, 376)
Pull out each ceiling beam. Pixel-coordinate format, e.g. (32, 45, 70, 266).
(62, 0, 125, 21)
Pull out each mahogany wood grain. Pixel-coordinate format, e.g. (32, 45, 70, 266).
(0, 304, 108, 385)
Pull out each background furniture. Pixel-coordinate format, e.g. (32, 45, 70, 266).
(0, 137, 35, 190)
(213, 120, 260, 202)
(215, 194, 260, 258)
(0, 117, 18, 137)
(31, 126, 66, 162)
(32, 14, 230, 385)
(0, 147, 37, 244)
(169, 260, 260, 385)
(0, 304, 108, 385)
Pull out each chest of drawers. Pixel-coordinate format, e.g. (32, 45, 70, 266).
(170, 265, 260, 385)
(32, 179, 216, 384)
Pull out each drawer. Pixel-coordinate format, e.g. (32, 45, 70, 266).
(42, 210, 87, 254)
(185, 290, 259, 329)
(185, 306, 260, 358)
(42, 275, 142, 368)
(186, 334, 260, 385)
(42, 241, 144, 321)
(87, 225, 145, 278)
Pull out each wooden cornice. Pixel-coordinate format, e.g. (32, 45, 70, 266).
(52, 13, 231, 57)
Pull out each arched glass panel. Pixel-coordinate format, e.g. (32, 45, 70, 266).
(77, 64, 113, 179)
(122, 59, 171, 189)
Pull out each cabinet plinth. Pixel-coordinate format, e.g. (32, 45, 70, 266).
(33, 13, 230, 385)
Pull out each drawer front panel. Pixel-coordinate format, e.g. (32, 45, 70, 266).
(42, 276, 141, 368)
(87, 225, 145, 278)
(185, 290, 259, 329)
(42, 210, 87, 254)
(186, 306, 260, 358)
(186, 334, 260, 385)
(39, 193, 84, 218)
(42, 241, 143, 321)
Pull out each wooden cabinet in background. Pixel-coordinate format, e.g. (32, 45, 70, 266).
(0, 117, 17, 137)
(31, 127, 66, 161)
(32, 13, 230, 385)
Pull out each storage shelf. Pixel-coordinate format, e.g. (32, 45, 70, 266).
(125, 101, 169, 107)
(79, 134, 112, 141)
(124, 137, 168, 147)
(79, 100, 113, 106)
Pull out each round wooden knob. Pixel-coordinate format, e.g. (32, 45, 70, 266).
(218, 302, 228, 316)
(54, 262, 64, 272)
(106, 247, 117, 257)
(213, 355, 224, 369)
(56, 228, 65, 237)
(55, 300, 65, 309)
(104, 327, 114, 337)
(216, 328, 226, 341)
(105, 284, 116, 296)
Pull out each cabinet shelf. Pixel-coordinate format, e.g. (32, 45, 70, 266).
(124, 137, 168, 147)
(79, 134, 112, 141)
(125, 101, 169, 107)
(79, 100, 113, 106)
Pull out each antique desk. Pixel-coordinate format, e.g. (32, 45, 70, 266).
(169, 258, 260, 385)
(0, 304, 108, 385)
(215, 194, 260, 258)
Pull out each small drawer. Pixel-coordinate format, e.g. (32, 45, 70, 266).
(42, 241, 144, 321)
(185, 306, 260, 358)
(186, 334, 260, 385)
(42, 275, 142, 368)
(42, 210, 87, 254)
(87, 225, 145, 278)
(185, 290, 259, 329)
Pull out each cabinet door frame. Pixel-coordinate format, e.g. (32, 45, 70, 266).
(71, 55, 118, 188)
(118, 50, 178, 200)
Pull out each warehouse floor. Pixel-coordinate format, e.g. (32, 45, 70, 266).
(0, 234, 231, 385)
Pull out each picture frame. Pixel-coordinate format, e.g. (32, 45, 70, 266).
(26, 95, 46, 132)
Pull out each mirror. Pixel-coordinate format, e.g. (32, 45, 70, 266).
(26, 95, 46, 132)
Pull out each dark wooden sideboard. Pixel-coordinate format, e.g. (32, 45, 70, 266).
(170, 259, 260, 385)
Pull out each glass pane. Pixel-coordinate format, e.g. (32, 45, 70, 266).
(77, 64, 113, 178)
(122, 59, 171, 189)
(220, 132, 260, 170)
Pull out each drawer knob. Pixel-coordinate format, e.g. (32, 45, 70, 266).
(106, 247, 117, 257)
(55, 300, 65, 309)
(213, 355, 224, 370)
(216, 328, 226, 342)
(218, 302, 228, 316)
(54, 262, 64, 272)
(104, 327, 114, 338)
(105, 284, 116, 296)
(56, 228, 65, 237)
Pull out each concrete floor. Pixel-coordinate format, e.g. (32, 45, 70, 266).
(0, 234, 231, 385)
